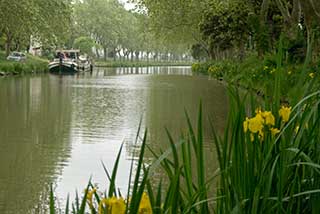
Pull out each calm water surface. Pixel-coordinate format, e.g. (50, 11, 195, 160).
(0, 66, 228, 213)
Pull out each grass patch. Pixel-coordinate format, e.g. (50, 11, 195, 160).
(0, 51, 49, 75)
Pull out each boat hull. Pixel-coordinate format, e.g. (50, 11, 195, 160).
(49, 61, 79, 74)
(78, 60, 93, 72)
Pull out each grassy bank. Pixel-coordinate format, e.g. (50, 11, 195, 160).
(192, 54, 320, 103)
(95, 60, 192, 67)
(0, 51, 49, 76)
(49, 52, 320, 213)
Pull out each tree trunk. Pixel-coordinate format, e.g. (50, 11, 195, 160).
(5, 33, 12, 57)
(103, 46, 107, 61)
(116, 49, 122, 61)
(135, 51, 139, 61)
(16, 40, 20, 51)
(147, 51, 150, 63)
(300, 1, 314, 64)
(113, 48, 117, 61)
(130, 51, 134, 62)
(95, 47, 100, 59)
(275, 0, 301, 40)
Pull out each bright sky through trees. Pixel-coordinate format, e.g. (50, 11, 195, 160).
(119, 0, 135, 10)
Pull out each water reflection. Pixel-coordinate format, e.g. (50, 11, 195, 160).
(0, 75, 72, 213)
(0, 66, 228, 213)
(94, 66, 192, 76)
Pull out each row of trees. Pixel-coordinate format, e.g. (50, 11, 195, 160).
(0, 0, 191, 61)
(72, 0, 190, 61)
(0, 0, 72, 56)
(132, 0, 320, 61)
(2, 0, 320, 62)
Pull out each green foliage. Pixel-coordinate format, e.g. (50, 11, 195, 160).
(192, 52, 320, 103)
(0, 0, 72, 54)
(213, 87, 320, 213)
(73, 0, 189, 61)
(0, 63, 14, 73)
(192, 60, 236, 79)
(200, 0, 251, 57)
(191, 44, 208, 60)
(73, 37, 96, 56)
(132, 0, 208, 50)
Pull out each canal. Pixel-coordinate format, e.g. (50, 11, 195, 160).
(0, 66, 228, 213)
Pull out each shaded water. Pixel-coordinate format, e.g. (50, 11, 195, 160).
(0, 66, 228, 213)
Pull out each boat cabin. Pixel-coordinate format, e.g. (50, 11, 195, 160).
(55, 49, 80, 60)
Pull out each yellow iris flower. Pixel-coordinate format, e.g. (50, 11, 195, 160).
(261, 111, 275, 126)
(139, 192, 153, 214)
(270, 128, 280, 136)
(87, 188, 96, 209)
(243, 108, 280, 140)
(279, 106, 291, 123)
(309, 72, 315, 79)
(98, 197, 126, 214)
(248, 114, 264, 134)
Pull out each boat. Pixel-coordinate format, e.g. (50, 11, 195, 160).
(49, 50, 93, 74)
(78, 54, 93, 72)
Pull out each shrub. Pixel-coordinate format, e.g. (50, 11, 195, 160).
(13, 63, 24, 74)
(0, 63, 14, 73)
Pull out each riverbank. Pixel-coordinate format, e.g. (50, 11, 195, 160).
(0, 52, 49, 76)
(94, 60, 192, 67)
(191, 54, 320, 103)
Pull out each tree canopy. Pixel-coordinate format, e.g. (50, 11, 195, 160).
(132, 0, 320, 61)
(0, 0, 72, 56)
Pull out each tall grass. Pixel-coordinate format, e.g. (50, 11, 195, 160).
(212, 87, 320, 214)
(209, 38, 320, 213)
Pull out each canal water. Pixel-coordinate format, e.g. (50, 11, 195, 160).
(0, 66, 228, 213)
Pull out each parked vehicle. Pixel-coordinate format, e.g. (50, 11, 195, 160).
(7, 52, 27, 61)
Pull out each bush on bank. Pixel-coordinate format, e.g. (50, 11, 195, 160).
(0, 52, 49, 75)
(192, 54, 320, 102)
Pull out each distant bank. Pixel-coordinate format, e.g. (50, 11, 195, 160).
(94, 60, 192, 68)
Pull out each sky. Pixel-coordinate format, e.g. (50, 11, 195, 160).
(119, 0, 136, 10)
